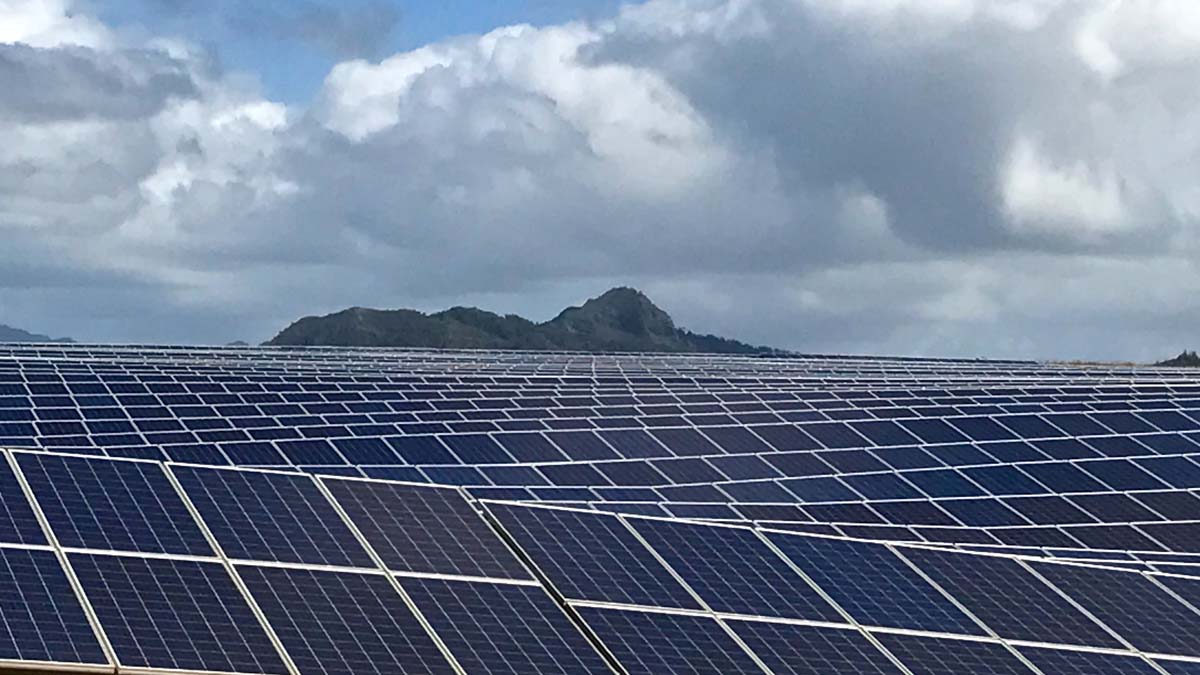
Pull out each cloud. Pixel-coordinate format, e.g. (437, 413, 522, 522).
(2, 0, 1200, 359)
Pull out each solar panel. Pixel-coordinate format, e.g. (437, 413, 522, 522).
(0, 548, 107, 666)
(899, 546, 1122, 647)
(238, 565, 455, 675)
(172, 465, 374, 567)
(577, 606, 764, 675)
(486, 502, 700, 609)
(1017, 646, 1160, 675)
(17, 452, 212, 555)
(729, 620, 902, 675)
(872, 633, 1035, 675)
(1031, 561, 1200, 657)
(398, 577, 611, 675)
(70, 553, 288, 673)
(0, 457, 47, 545)
(627, 518, 842, 621)
(767, 532, 984, 634)
(1157, 659, 1200, 674)
(11, 344, 1200, 672)
(323, 478, 531, 579)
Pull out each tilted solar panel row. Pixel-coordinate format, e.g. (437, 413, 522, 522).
(0, 448, 1198, 674)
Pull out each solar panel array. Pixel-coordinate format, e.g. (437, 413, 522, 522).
(3, 344, 1200, 672)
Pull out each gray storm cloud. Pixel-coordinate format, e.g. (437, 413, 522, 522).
(1, 0, 1199, 360)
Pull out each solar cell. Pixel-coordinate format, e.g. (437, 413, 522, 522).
(627, 518, 842, 621)
(486, 502, 701, 609)
(71, 553, 288, 673)
(324, 478, 531, 579)
(767, 533, 984, 634)
(399, 577, 611, 675)
(17, 452, 211, 555)
(578, 607, 764, 675)
(238, 565, 455, 675)
(172, 466, 374, 567)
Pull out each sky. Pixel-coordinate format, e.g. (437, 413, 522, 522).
(1, 0, 1199, 361)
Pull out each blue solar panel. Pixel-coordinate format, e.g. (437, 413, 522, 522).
(701, 426, 773, 454)
(731, 620, 901, 675)
(873, 633, 1035, 675)
(1017, 646, 1159, 674)
(324, 478, 531, 579)
(17, 453, 211, 555)
(0, 548, 107, 666)
(486, 502, 700, 609)
(172, 466, 374, 567)
(399, 577, 610, 675)
(1032, 561, 1200, 657)
(1158, 659, 1200, 675)
(768, 533, 983, 634)
(0, 458, 46, 545)
(238, 565, 455, 675)
(899, 546, 1123, 647)
(628, 518, 842, 621)
(71, 553, 287, 673)
(578, 607, 763, 675)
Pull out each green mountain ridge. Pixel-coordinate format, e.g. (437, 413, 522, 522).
(266, 287, 777, 354)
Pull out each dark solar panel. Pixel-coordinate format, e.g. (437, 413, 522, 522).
(768, 533, 983, 634)
(899, 547, 1122, 648)
(486, 503, 701, 609)
(18, 453, 211, 555)
(71, 553, 288, 673)
(649, 428, 724, 457)
(1017, 646, 1160, 674)
(173, 466, 374, 567)
(730, 620, 901, 675)
(0, 458, 47, 545)
(1033, 562, 1200, 657)
(0, 548, 107, 665)
(628, 518, 842, 621)
(579, 607, 764, 675)
(239, 565, 455, 675)
(324, 478, 531, 579)
(873, 633, 1035, 675)
(1158, 659, 1200, 675)
(399, 577, 610, 675)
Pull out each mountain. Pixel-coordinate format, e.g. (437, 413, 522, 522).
(0, 324, 73, 344)
(267, 287, 777, 354)
(1157, 351, 1200, 367)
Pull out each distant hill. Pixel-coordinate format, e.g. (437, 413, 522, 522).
(267, 287, 777, 354)
(1157, 351, 1200, 367)
(0, 324, 73, 344)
